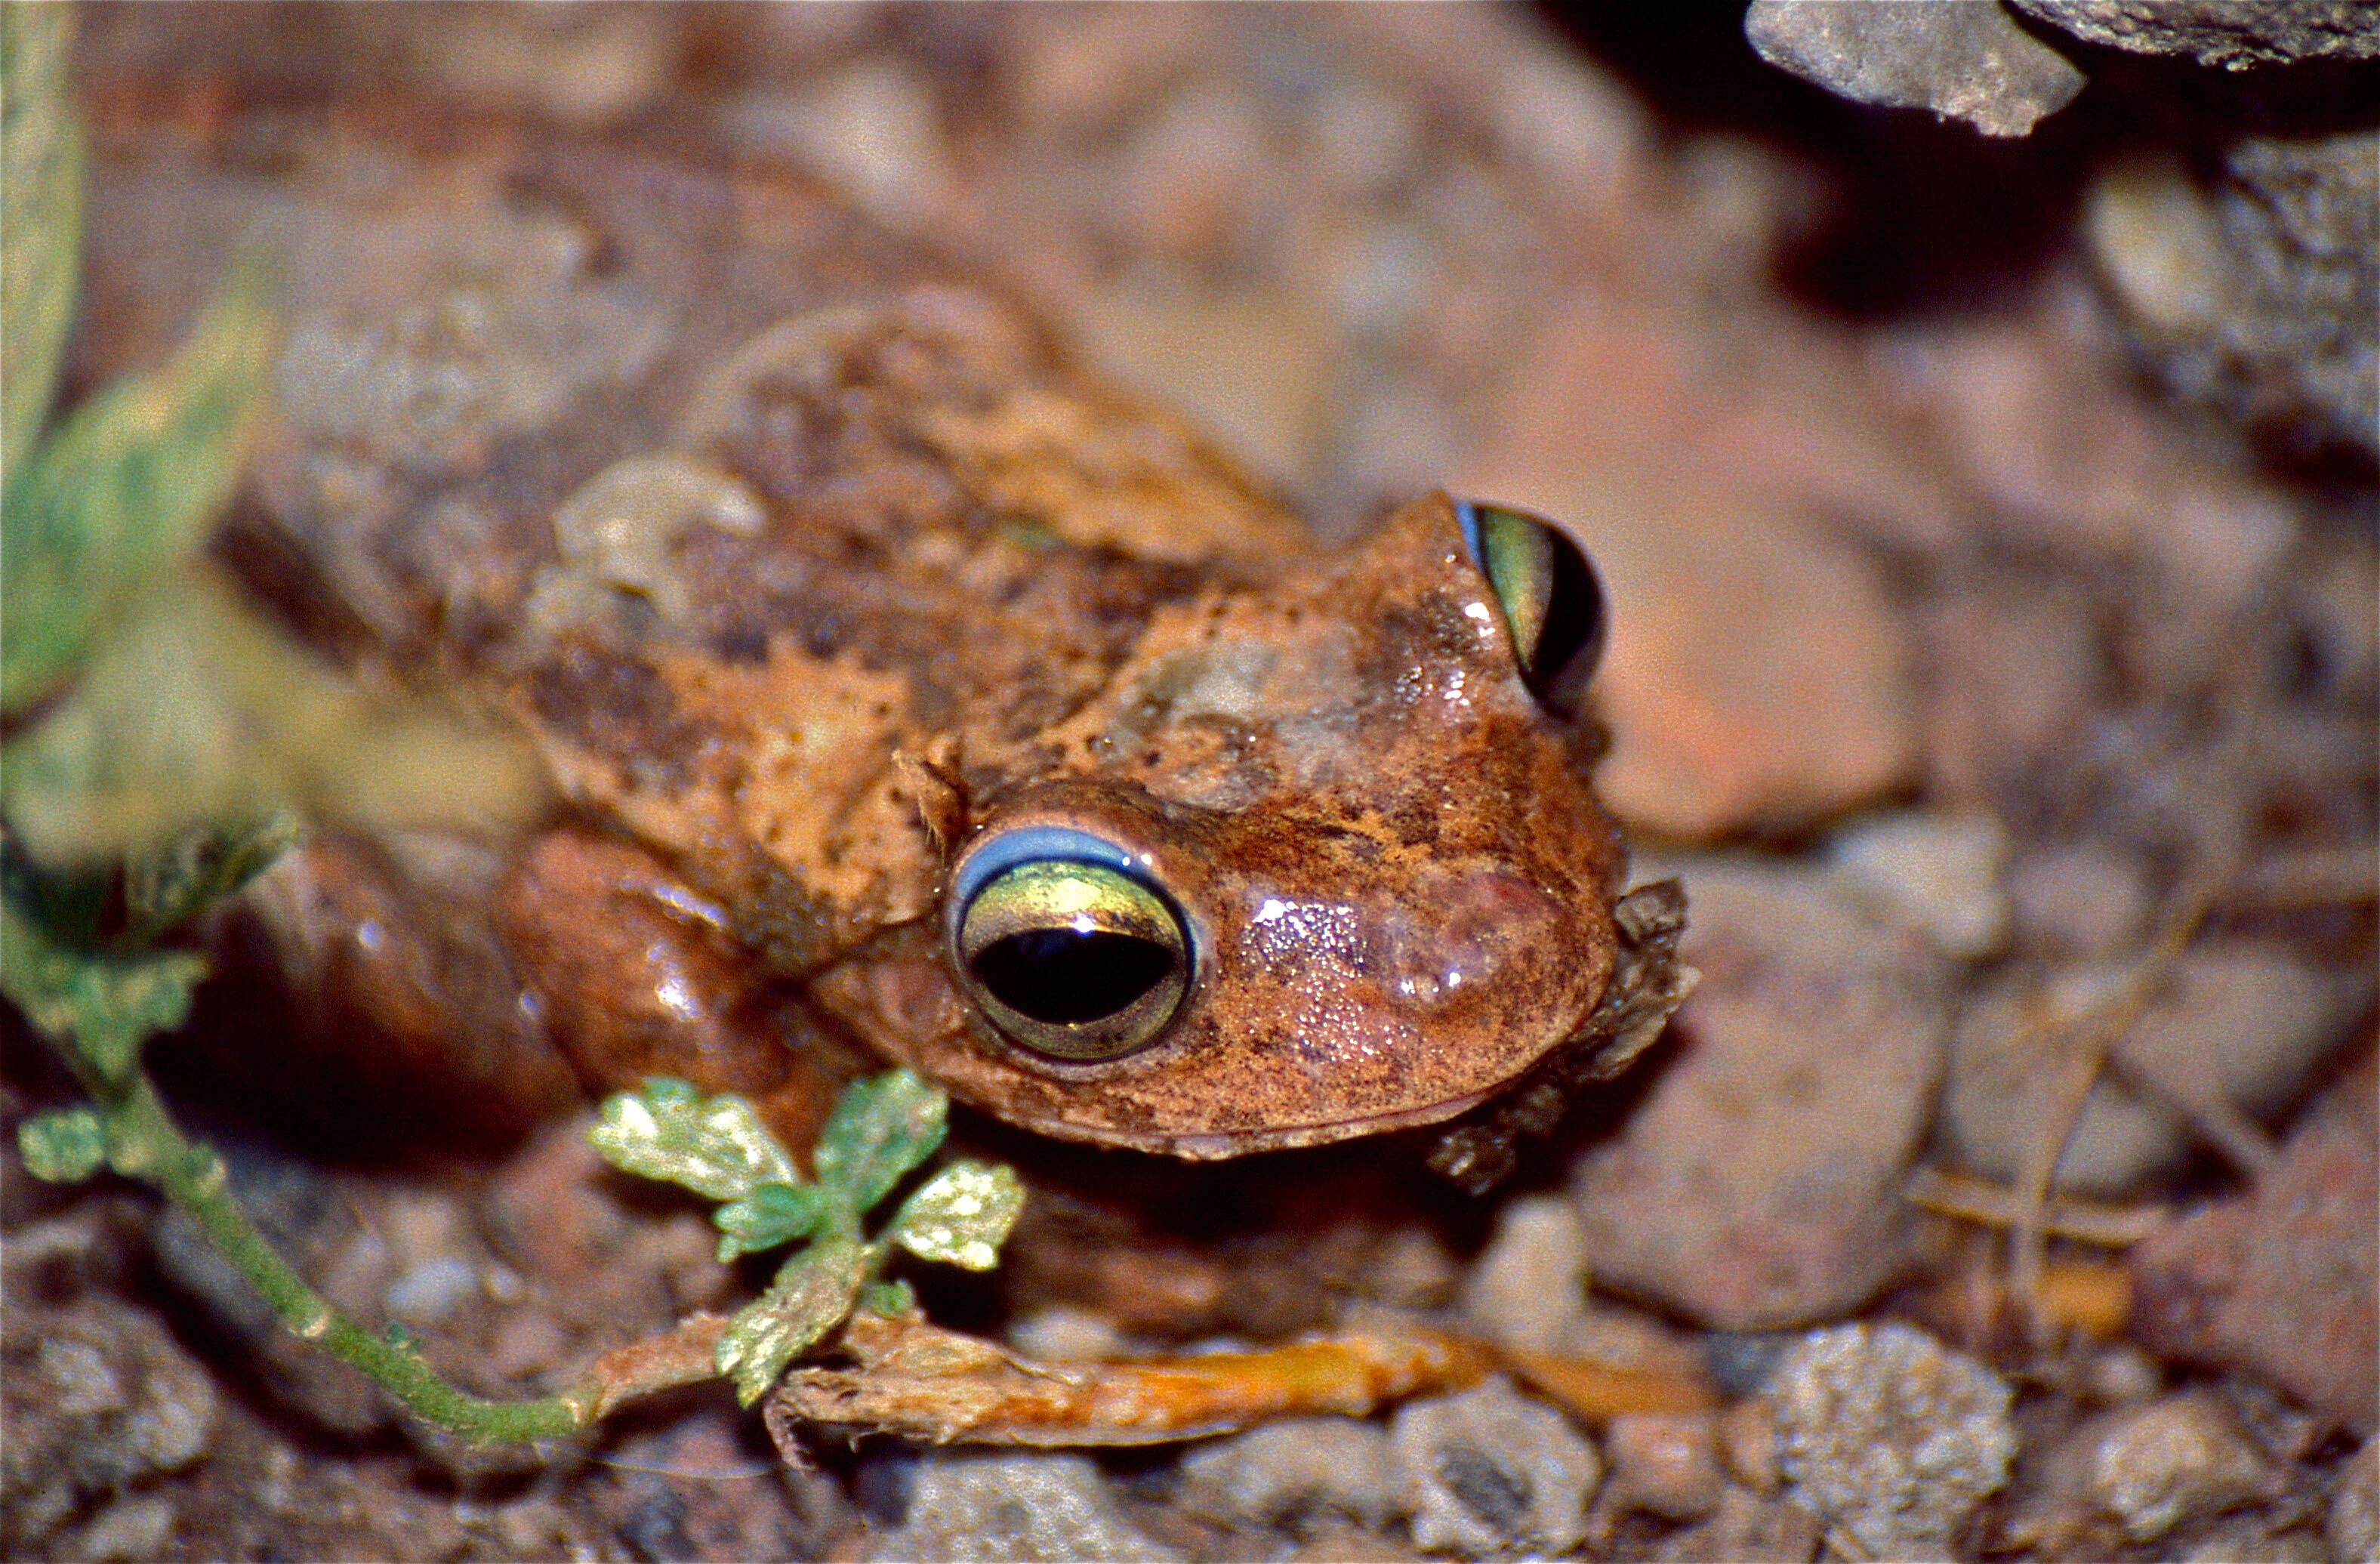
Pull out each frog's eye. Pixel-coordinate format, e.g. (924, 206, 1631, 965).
(1456, 501, 1608, 717)
(950, 828, 1190, 1062)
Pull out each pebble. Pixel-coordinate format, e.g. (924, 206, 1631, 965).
(1944, 942, 2369, 1195)
(1602, 1411, 1724, 1521)
(1651, 1485, 1822, 1563)
(863, 1451, 1179, 1562)
(1007, 1303, 1127, 1364)
(66, 1496, 177, 1564)
(2129, 1059, 2379, 1433)
(1718, 1395, 1783, 1495)
(2330, 1439, 2380, 1564)
(1571, 856, 1950, 1328)
(384, 1255, 479, 1326)
(1825, 807, 2012, 959)
(1457, 1194, 1590, 1356)
(1389, 1376, 1603, 1556)
(1177, 1416, 1400, 1532)
(2009, 841, 2155, 957)
(2071, 1392, 2286, 1543)
(2, 1303, 218, 1553)
(1770, 1322, 2015, 1559)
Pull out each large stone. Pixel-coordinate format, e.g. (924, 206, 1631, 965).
(2086, 134, 2378, 460)
(1571, 856, 1950, 1328)
(1746, 0, 2087, 137)
(2129, 1058, 2379, 1434)
(2012, 0, 2380, 66)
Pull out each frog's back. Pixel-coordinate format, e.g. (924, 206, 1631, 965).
(190, 119, 1307, 964)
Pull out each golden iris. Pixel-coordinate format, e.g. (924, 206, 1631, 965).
(955, 859, 1188, 1061)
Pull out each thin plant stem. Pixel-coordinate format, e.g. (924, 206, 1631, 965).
(85, 1067, 649, 1442)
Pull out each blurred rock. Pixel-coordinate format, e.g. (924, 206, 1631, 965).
(862, 1450, 1178, 1562)
(2009, 841, 2156, 958)
(2129, 1059, 2379, 1433)
(152, 1144, 395, 1437)
(1390, 1376, 1602, 1556)
(2011, 0, 2380, 66)
(1602, 1411, 1725, 1521)
(1944, 942, 2371, 1195)
(1571, 857, 1949, 1328)
(1825, 807, 2012, 959)
(2046, 1391, 2287, 1544)
(1718, 1394, 1784, 1495)
(1, 1300, 217, 1554)
(63, 1495, 179, 1563)
(1651, 1484, 1821, 1562)
(1458, 1194, 1590, 1355)
(1461, 277, 1938, 837)
(2332, 1439, 2380, 1564)
(1177, 1416, 1400, 1532)
(2086, 136, 2378, 460)
(1746, 0, 2086, 137)
(600, 1409, 841, 1563)
(1771, 1321, 2015, 1557)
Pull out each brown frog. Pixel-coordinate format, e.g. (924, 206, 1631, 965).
(112, 114, 1686, 1174)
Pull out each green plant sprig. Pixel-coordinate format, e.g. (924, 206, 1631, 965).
(589, 1072, 1025, 1405)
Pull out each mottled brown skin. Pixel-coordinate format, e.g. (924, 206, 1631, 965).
(144, 120, 1625, 1158)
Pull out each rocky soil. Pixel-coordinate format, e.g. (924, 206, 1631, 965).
(5, 4, 2372, 1560)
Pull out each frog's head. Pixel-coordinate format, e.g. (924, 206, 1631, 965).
(857, 492, 1626, 1157)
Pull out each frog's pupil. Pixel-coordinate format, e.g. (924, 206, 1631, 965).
(1527, 523, 1602, 700)
(971, 928, 1179, 1026)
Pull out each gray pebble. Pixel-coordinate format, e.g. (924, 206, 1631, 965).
(1458, 1194, 1589, 1356)
(1771, 1321, 2014, 1557)
(1390, 1376, 1602, 1556)
(862, 1450, 1179, 1562)
(2079, 1392, 2285, 1543)
(2330, 1439, 2379, 1564)
(1177, 1416, 1398, 1532)
(1825, 807, 2011, 960)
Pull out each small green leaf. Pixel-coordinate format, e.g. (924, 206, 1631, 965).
(886, 1161, 1025, 1272)
(122, 813, 300, 948)
(2, 2, 83, 489)
(2, 239, 278, 713)
(587, 1078, 801, 1202)
(0, 897, 208, 1083)
(862, 1278, 917, 1316)
(713, 1180, 828, 1263)
(18, 1106, 107, 1183)
(812, 1068, 947, 1214)
(715, 1234, 870, 1406)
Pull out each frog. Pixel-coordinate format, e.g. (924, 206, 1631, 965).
(97, 108, 1689, 1177)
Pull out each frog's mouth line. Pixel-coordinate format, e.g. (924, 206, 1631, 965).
(1146, 1084, 1509, 1161)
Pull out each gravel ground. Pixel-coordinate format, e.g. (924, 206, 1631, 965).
(5, 5, 2373, 1560)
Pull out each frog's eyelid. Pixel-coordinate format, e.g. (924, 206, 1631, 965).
(948, 825, 1153, 908)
